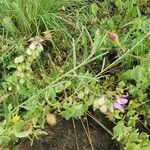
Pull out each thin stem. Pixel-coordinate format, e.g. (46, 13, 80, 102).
(96, 32, 150, 77)
(80, 118, 95, 150)
(86, 112, 113, 136)
(72, 118, 80, 150)
(13, 52, 107, 111)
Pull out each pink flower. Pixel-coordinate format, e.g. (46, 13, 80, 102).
(113, 95, 128, 113)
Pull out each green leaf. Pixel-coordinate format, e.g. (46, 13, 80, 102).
(128, 101, 139, 109)
(60, 104, 86, 120)
(114, 110, 121, 119)
(91, 3, 99, 16)
(118, 81, 125, 88)
(115, 0, 123, 11)
(78, 91, 84, 99)
(0, 126, 4, 135)
(126, 143, 141, 150)
(45, 87, 56, 103)
(55, 81, 71, 93)
(129, 132, 138, 142)
(127, 110, 136, 117)
(14, 120, 25, 132)
(15, 130, 31, 138)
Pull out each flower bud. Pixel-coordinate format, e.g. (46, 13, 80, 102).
(107, 32, 119, 42)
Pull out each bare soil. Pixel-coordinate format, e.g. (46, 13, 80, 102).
(15, 111, 123, 150)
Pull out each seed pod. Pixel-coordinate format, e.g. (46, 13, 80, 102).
(107, 32, 119, 42)
(46, 113, 57, 126)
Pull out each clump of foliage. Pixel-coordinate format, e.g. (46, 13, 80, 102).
(0, 0, 150, 149)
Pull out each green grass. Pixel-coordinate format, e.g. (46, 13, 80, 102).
(0, 0, 150, 149)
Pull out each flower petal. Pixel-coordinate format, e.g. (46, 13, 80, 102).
(113, 102, 125, 112)
(117, 98, 128, 105)
(122, 95, 127, 98)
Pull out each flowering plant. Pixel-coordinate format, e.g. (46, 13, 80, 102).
(113, 95, 128, 113)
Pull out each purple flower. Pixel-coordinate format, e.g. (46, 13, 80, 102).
(113, 95, 128, 113)
(113, 102, 125, 112)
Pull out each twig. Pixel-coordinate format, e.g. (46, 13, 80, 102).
(80, 118, 95, 150)
(86, 112, 113, 136)
(137, 118, 150, 133)
(86, 115, 93, 148)
(72, 118, 80, 150)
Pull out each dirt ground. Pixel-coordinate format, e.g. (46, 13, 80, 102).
(15, 111, 123, 150)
